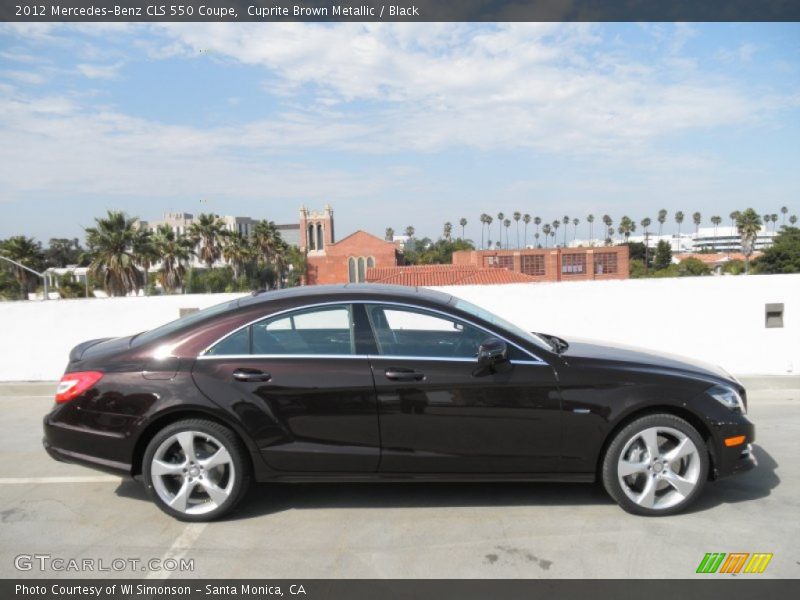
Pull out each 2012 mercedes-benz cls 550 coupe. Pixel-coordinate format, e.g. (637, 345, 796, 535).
(43, 284, 756, 521)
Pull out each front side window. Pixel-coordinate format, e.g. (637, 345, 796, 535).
(207, 305, 355, 356)
(365, 304, 487, 359)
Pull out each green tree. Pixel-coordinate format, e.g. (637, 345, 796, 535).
(790, 215, 798, 226)
(542, 223, 552, 248)
(503, 218, 511, 248)
(754, 226, 800, 274)
(587, 214, 595, 244)
(153, 225, 194, 294)
(133, 228, 158, 295)
(513, 212, 521, 248)
(562, 215, 570, 246)
(572, 217, 580, 243)
(459, 218, 467, 239)
(496, 212, 504, 245)
(781, 206, 788, 226)
(653, 240, 673, 271)
(710, 215, 722, 248)
(618, 215, 636, 243)
(0, 236, 45, 300)
(188, 213, 226, 269)
(83, 211, 143, 297)
(551, 220, 560, 246)
(443, 221, 452, 241)
(678, 257, 710, 277)
(385, 227, 394, 241)
(522, 214, 531, 247)
(404, 225, 415, 239)
(736, 208, 763, 274)
(46, 238, 84, 268)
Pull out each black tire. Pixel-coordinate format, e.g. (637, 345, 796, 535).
(142, 418, 251, 521)
(602, 413, 709, 516)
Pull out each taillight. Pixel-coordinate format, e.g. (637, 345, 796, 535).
(55, 371, 104, 403)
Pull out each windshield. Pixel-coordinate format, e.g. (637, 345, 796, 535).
(452, 298, 553, 353)
(131, 299, 241, 347)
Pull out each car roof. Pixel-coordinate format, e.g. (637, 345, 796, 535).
(236, 283, 454, 309)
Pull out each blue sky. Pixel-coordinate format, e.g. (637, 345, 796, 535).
(0, 22, 798, 243)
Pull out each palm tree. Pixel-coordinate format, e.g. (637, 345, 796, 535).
(641, 217, 652, 267)
(188, 213, 226, 269)
(513, 211, 521, 248)
(606, 226, 614, 246)
(602, 215, 612, 243)
(404, 225, 415, 239)
(443, 221, 452, 241)
(675, 211, 685, 237)
(534, 232, 540, 248)
(551, 220, 560, 247)
(133, 227, 158, 295)
(710, 216, 722, 250)
(522, 214, 531, 247)
(84, 210, 143, 297)
(693, 212, 702, 236)
(587, 214, 595, 245)
(0, 236, 44, 300)
(736, 208, 762, 274)
(618, 216, 636, 243)
(222, 231, 252, 281)
(385, 227, 395, 241)
(770, 214, 778, 232)
(562, 216, 570, 246)
(459, 217, 467, 239)
(781, 206, 788, 226)
(542, 224, 552, 248)
(485, 216, 493, 248)
(496, 212, 504, 245)
(502, 219, 510, 248)
(534, 216, 541, 240)
(790, 215, 798, 226)
(572, 218, 580, 243)
(252, 220, 282, 274)
(763, 213, 770, 230)
(657, 209, 668, 236)
(153, 225, 194, 293)
(728, 211, 741, 257)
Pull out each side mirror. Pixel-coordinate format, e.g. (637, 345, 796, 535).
(474, 337, 510, 376)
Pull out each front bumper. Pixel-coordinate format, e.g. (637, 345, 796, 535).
(711, 416, 757, 479)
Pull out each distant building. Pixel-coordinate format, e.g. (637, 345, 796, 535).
(300, 205, 400, 284)
(569, 226, 777, 254)
(138, 211, 300, 269)
(452, 246, 629, 282)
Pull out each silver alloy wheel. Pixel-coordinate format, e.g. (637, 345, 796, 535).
(150, 430, 235, 516)
(617, 426, 700, 511)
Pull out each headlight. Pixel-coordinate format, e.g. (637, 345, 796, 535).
(708, 384, 746, 414)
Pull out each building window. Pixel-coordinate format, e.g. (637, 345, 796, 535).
(367, 256, 375, 268)
(561, 253, 586, 275)
(521, 255, 545, 276)
(348, 257, 356, 283)
(317, 223, 324, 250)
(357, 257, 366, 282)
(308, 224, 316, 251)
(484, 255, 514, 270)
(594, 252, 618, 275)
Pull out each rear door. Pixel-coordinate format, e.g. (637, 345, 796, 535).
(192, 303, 380, 473)
(363, 303, 562, 473)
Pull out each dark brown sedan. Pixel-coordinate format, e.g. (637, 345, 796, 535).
(44, 284, 755, 520)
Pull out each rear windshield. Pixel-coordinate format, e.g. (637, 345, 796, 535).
(130, 299, 240, 347)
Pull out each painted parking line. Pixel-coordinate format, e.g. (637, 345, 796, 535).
(0, 476, 120, 484)
(145, 523, 208, 580)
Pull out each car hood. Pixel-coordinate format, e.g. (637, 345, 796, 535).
(560, 338, 737, 385)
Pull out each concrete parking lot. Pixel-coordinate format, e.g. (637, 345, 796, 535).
(1, 380, 798, 579)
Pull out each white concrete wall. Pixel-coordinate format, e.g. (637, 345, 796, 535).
(433, 274, 800, 378)
(0, 275, 797, 381)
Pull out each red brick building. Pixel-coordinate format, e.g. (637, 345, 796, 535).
(452, 246, 629, 282)
(300, 205, 399, 285)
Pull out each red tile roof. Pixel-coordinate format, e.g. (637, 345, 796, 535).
(674, 252, 759, 265)
(365, 264, 538, 286)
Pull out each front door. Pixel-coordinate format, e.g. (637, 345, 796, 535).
(363, 303, 562, 473)
(192, 303, 380, 472)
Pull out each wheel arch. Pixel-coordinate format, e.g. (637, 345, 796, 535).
(595, 404, 717, 480)
(131, 407, 259, 477)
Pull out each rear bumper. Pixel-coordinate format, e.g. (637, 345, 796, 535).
(43, 414, 133, 477)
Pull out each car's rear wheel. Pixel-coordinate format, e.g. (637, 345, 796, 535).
(142, 419, 250, 521)
(602, 413, 709, 516)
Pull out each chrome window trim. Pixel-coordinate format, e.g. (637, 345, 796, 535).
(198, 299, 546, 364)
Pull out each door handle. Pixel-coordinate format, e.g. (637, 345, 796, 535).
(232, 368, 272, 382)
(385, 368, 425, 381)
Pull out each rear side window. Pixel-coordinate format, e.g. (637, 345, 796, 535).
(206, 304, 355, 356)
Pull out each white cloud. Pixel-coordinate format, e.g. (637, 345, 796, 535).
(76, 62, 123, 79)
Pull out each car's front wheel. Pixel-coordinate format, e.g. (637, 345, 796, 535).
(142, 419, 251, 521)
(602, 413, 709, 516)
